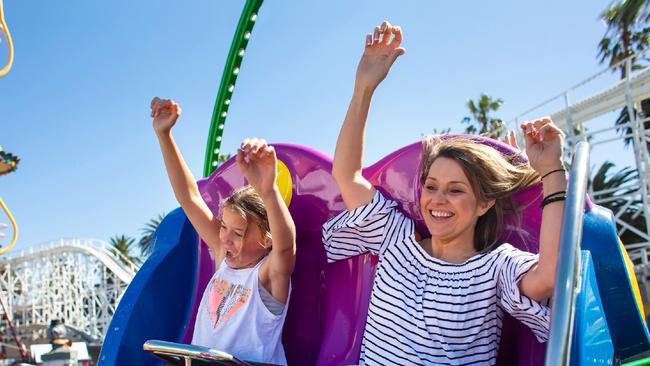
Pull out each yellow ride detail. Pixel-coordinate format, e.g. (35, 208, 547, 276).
(276, 160, 292, 208)
(621, 239, 646, 323)
(0, 0, 14, 77)
(0, 197, 18, 255)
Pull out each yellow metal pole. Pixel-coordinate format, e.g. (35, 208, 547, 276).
(0, 197, 17, 254)
(0, 0, 15, 77)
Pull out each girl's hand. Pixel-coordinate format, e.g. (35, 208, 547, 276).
(520, 117, 565, 175)
(151, 97, 181, 135)
(355, 20, 406, 93)
(237, 138, 277, 197)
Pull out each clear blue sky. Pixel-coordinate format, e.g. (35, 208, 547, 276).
(1, 0, 628, 254)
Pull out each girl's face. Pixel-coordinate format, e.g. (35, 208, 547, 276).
(420, 157, 494, 246)
(219, 207, 270, 269)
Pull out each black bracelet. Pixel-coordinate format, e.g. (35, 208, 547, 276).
(541, 190, 566, 208)
(541, 168, 566, 180)
(541, 196, 566, 209)
(543, 190, 566, 200)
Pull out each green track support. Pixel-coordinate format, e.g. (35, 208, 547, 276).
(203, 0, 264, 177)
(623, 356, 650, 366)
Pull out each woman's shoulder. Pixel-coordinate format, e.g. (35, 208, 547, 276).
(323, 189, 412, 234)
(487, 243, 538, 261)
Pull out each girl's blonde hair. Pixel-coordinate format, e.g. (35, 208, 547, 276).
(421, 136, 540, 252)
(222, 185, 272, 242)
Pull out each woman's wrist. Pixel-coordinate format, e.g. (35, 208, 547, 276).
(540, 167, 566, 180)
(541, 172, 567, 195)
(155, 128, 172, 139)
(536, 162, 565, 178)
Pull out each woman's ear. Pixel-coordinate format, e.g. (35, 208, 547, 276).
(478, 199, 496, 217)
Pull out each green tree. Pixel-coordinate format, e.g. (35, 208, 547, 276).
(598, 0, 650, 149)
(598, 0, 650, 78)
(590, 161, 647, 245)
(109, 234, 141, 266)
(138, 213, 165, 257)
(592, 0, 649, 247)
(215, 153, 233, 169)
(461, 94, 505, 139)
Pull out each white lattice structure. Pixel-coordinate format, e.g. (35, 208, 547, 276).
(510, 57, 650, 295)
(0, 238, 138, 344)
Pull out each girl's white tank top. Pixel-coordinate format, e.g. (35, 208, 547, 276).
(191, 256, 289, 365)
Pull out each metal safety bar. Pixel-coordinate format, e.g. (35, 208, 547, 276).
(544, 141, 591, 366)
(143, 340, 279, 366)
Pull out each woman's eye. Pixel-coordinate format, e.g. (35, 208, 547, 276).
(451, 189, 463, 193)
(425, 185, 437, 191)
(234, 232, 244, 238)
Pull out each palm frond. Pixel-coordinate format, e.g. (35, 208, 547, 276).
(138, 213, 165, 256)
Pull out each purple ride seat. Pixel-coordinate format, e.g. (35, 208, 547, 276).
(183, 140, 547, 366)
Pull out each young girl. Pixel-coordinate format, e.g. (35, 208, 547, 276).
(323, 22, 566, 365)
(151, 97, 296, 365)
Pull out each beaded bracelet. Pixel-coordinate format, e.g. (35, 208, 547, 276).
(541, 168, 566, 180)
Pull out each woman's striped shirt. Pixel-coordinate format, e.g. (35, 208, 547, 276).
(322, 191, 550, 366)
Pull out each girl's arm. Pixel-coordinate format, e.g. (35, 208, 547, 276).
(238, 139, 296, 300)
(518, 117, 567, 302)
(333, 21, 405, 210)
(151, 97, 222, 250)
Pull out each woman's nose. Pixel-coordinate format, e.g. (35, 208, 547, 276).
(432, 190, 447, 203)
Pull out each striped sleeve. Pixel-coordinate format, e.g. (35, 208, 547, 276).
(497, 245, 551, 343)
(322, 190, 399, 263)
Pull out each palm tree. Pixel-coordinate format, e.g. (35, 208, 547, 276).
(215, 153, 233, 169)
(139, 213, 165, 257)
(598, 0, 650, 150)
(613, 97, 650, 149)
(461, 94, 505, 139)
(598, 0, 650, 79)
(590, 161, 647, 245)
(109, 234, 141, 266)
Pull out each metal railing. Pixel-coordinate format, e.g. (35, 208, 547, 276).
(544, 141, 591, 366)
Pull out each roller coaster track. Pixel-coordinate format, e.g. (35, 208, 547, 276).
(203, 0, 263, 177)
(0, 238, 139, 344)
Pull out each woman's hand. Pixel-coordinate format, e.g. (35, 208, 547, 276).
(355, 20, 406, 93)
(151, 97, 181, 135)
(520, 117, 565, 175)
(237, 138, 277, 197)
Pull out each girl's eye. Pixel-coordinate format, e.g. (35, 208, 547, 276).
(451, 189, 463, 193)
(425, 185, 437, 191)
(234, 231, 244, 238)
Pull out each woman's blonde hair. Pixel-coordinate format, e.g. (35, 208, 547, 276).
(421, 136, 539, 252)
(222, 185, 272, 242)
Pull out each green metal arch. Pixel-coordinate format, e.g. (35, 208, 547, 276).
(203, 0, 264, 177)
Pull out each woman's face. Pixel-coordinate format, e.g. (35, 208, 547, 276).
(219, 207, 270, 269)
(420, 157, 493, 245)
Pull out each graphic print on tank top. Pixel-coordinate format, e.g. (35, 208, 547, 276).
(207, 277, 252, 328)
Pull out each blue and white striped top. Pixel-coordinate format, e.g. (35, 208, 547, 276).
(322, 191, 550, 366)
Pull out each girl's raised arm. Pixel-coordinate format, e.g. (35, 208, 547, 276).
(238, 138, 296, 301)
(333, 21, 405, 210)
(151, 97, 222, 250)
